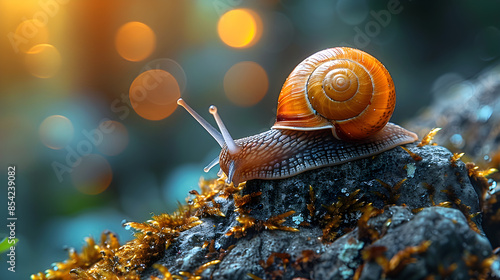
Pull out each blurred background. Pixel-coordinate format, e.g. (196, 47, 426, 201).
(0, 0, 500, 278)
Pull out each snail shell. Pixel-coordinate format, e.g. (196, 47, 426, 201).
(272, 47, 395, 140)
(178, 47, 418, 186)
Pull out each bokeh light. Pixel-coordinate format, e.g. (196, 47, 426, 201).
(71, 154, 113, 195)
(129, 69, 181, 120)
(224, 61, 269, 107)
(39, 115, 74, 150)
(14, 19, 50, 53)
(25, 43, 62, 78)
(96, 120, 129, 156)
(217, 9, 263, 48)
(141, 58, 187, 94)
(431, 73, 472, 103)
(115, 21, 156, 62)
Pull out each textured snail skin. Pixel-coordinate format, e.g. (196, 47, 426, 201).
(219, 123, 418, 186)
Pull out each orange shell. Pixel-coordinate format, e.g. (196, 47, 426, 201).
(272, 47, 395, 140)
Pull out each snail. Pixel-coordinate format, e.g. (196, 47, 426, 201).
(177, 47, 418, 186)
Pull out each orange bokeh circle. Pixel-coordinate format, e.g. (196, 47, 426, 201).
(218, 9, 263, 48)
(115, 21, 156, 62)
(224, 61, 269, 106)
(25, 44, 61, 78)
(129, 69, 181, 120)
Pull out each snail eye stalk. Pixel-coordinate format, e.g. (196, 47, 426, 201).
(209, 105, 241, 155)
(177, 98, 240, 179)
(177, 98, 225, 147)
(177, 98, 223, 173)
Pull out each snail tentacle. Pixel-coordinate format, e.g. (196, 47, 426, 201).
(177, 98, 225, 147)
(226, 161, 236, 184)
(177, 98, 241, 174)
(209, 105, 241, 155)
(204, 156, 220, 172)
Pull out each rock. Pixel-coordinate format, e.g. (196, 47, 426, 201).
(33, 135, 500, 279)
(359, 207, 493, 280)
(407, 64, 500, 249)
(241, 143, 480, 230)
(140, 142, 498, 279)
(311, 206, 494, 280)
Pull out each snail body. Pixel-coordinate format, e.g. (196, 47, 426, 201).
(178, 47, 418, 185)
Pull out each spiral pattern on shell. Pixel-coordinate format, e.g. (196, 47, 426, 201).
(272, 47, 396, 140)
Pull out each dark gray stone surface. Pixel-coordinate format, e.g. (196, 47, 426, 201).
(241, 143, 480, 229)
(359, 207, 493, 280)
(141, 142, 500, 279)
(406, 64, 500, 248)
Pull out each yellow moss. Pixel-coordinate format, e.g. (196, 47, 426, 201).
(226, 210, 299, 238)
(32, 173, 303, 279)
(31, 176, 239, 279)
(263, 211, 299, 232)
(307, 185, 316, 218)
(441, 188, 481, 234)
(357, 204, 384, 242)
(361, 240, 431, 278)
(450, 152, 465, 167)
(374, 178, 406, 205)
(464, 253, 498, 280)
(417, 128, 441, 147)
(400, 146, 423, 161)
(233, 191, 262, 214)
(151, 260, 220, 280)
(321, 189, 366, 242)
